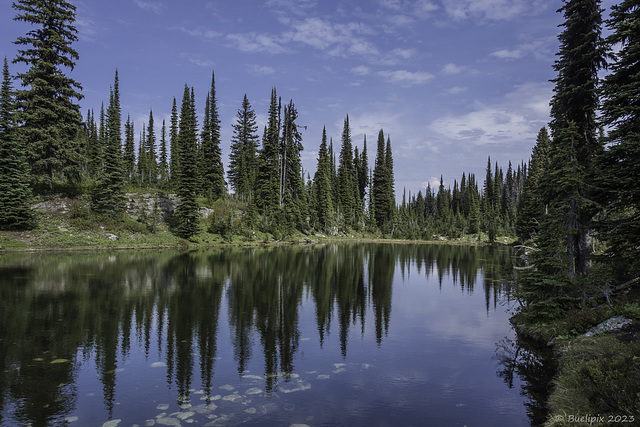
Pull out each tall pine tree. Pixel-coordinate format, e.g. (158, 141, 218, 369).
(12, 0, 84, 192)
(228, 94, 258, 202)
(597, 0, 640, 274)
(0, 57, 34, 229)
(174, 85, 200, 238)
(200, 71, 226, 201)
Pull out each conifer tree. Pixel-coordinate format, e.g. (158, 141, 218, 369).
(517, 127, 550, 241)
(598, 0, 640, 271)
(145, 109, 157, 186)
(200, 71, 226, 201)
(384, 136, 395, 223)
(12, 0, 84, 192)
(86, 109, 101, 179)
(228, 94, 258, 201)
(545, 0, 606, 276)
(93, 70, 125, 213)
(123, 115, 135, 183)
(337, 115, 356, 228)
(169, 97, 179, 187)
(0, 57, 34, 229)
(174, 85, 200, 238)
(158, 120, 169, 188)
(313, 126, 335, 233)
(373, 129, 391, 229)
(279, 100, 305, 228)
(256, 88, 281, 212)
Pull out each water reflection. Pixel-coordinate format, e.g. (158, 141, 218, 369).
(0, 244, 526, 426)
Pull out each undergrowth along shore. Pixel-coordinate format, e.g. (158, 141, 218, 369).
(1, 200, 638, 426)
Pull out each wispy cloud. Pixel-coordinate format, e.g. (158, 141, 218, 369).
(351, 66, 371, 76)
(490, 38, 556, 61)
(133, 0, 164, 14)
(180, 53, 215, 68)
(378, 70, 434, 86)
(287, 18, 378, 57)
(248, 64, 277, 75)
(441, 63, 465, 75)
(226, 32, 289, 54)
(180, 26, 221, 40)
(429, 82, 552, 145)
(441, 0, 546, 21)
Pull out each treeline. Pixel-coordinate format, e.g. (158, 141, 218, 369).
(0, 0, 527, 241)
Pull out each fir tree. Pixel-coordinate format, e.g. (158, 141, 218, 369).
(279, 99, 305, 228)
(337, 115, 356, 228)
(12, 0, 84, 192)
(517, 127, 550, 241)
(174, 85, 200, 239)
(0, 57, 34, 229)
(256, 88, 281, 212)
(313, 126, 335, 233)
(145, 109, 157, 186)
(545, 0, 606, 276)
(228, 94, 258, 201)
(169, 97, 179, 187)
(93, 70, 125, 213)
(158, 119, 169, 188)
(123, 115, 135, 183)
(373, 129, 393, 229)
(200, 71, 226, 201)
(598, 0, 640, 272)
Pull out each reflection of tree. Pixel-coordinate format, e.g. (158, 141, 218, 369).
(0, 243, 522, 425)
(495, 333, 557, 426)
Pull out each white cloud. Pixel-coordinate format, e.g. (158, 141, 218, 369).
(490, 37, 556, 61)
(287, 18, 379, 57)
(180, 26, 221, 40)
(378, 70, 434, 86)
(445, 86, 467, 94)
(351, 66, 371, 76)
(226, 32, 289, 54)
(180, 54, 215, 68)
(248, 64, 276, 75)
(429, 82, 552, 146)
(441, 63, 465, 75)
(133, 0, 164, 14)
(441, 0, 545, 21)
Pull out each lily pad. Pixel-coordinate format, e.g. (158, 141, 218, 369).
(50, 359, 70, 364)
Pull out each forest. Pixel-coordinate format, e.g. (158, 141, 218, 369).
(0, 0, 639, 322)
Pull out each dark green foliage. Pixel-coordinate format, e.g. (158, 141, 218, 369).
(12, 0, 84, 193)
(228, 94, 258, 202)
(517, 127, 550, 241)
(158, 120, 169, 188)
(0, 57, 34, 229)
(144, 109, 157, 186)
(256, 88, 281, 213)
(123, 115, 135, 183)
(174, 86, 200, 239)
(199, 71, 226, 201)
(312, 126, 335, 233)
(372, 129, 395, 231)
(93, 70, 125, 213)
(336, 116, 357, 229)
(597, 0, 640, 274)
(279, 100, 306, 230)
(169, 97, 179, 187)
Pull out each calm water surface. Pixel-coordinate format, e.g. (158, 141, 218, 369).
(0, 244, 548, 426)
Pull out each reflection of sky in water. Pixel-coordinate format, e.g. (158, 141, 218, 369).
(0, 245, 530, 427)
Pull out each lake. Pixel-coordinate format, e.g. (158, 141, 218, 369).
(0, 243, 550, 426)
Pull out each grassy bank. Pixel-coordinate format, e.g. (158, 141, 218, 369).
(512, 288, 640, 426)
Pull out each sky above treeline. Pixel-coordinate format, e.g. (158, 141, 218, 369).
(0, 0, 618, 199)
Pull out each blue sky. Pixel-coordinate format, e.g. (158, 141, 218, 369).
(0, 0, 617, 199)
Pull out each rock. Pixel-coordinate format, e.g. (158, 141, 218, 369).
(245, 387, 262, 395)
(156, 418, 180, 426)
(219, 384, 234, 391)
(151, 362, 167, 368)
(584, 316, 632, 337)
(102, 420, 121, 427)
(156, 404, 170, 410)
(106, 233, 118, 241)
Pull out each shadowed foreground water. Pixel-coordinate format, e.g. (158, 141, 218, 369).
(0, 243, 551, 426)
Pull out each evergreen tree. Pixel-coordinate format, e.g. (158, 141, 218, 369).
(517, 127, 550, 241)
(598, 0, 640, 272)
(169, 97, 179, 187)
(256, 88, 281, 212)
(93, 70, 125, 213)
(158, 120, 169, 188)
(123, 115, 135, 183)
(228, 94, 258, 201)
(279, 99, 305, 228)
(0, 57, 34, 229)
(373, 129, 390, 229)
(313, 126, 335, 232)
(174, 85, 200, 238)
(12, 0, 84, 192)
(337, 115, 356, 228)
(86, 109, 101, 179)
(384, 136, 395, 224)
(544, 0, 606, 277)
(199, 71, 226, 201)
(145, 109, 157, 186)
